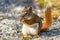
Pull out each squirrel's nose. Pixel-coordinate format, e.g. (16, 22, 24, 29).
(20, 18, 24, 22)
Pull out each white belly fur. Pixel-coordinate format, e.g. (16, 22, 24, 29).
(22, 23, 39, 36)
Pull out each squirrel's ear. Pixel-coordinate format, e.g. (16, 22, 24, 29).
(41, 17, 43, 20)
(24, 6, 28, 9)
(28, 6, 32, 11)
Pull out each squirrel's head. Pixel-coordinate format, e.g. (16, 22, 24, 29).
(20, 6, 33, 22)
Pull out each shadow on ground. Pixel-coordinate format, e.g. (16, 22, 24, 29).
(40, 29, 60, 36)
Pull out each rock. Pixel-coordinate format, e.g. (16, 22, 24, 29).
(0, 16, 4, 21)
(58, 16, 60, 21)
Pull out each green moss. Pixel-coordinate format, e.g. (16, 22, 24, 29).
(24, 37, 30, 40)
(3, 38, 8, 40)
(38, 0, 45, 4)
(23, 36, 32, 40)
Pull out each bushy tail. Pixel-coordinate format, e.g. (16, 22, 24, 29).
(41, 8, 52, 31)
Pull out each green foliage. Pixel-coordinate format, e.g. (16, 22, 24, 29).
(38, 0, 45, 4)
(56, 4, 60, 8)
(38, 0, 48, 7)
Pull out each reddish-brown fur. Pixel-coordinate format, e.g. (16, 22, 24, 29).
(20, 6, 52, 35)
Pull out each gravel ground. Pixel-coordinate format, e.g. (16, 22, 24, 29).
(0, 19, 60, 40)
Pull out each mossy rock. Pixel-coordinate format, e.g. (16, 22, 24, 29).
(3, 38, 8, 40)
(24, 37, 32, 40)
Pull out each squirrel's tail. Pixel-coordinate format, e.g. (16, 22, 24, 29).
(41, 8, 52, 31)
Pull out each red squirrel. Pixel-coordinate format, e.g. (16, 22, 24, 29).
(20, 6, 52, 37)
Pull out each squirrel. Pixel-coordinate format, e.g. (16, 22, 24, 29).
(20, 6, 52, 38)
